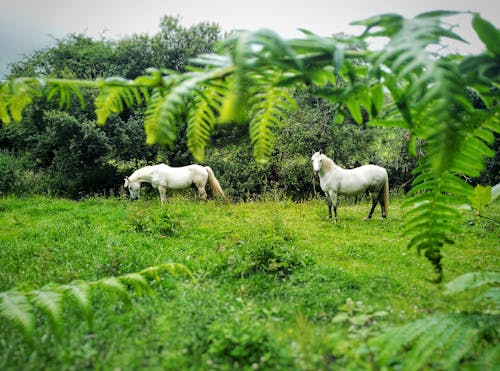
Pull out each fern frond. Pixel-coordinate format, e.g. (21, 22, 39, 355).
(0, 78, 43, 124)
(97, 277, 129, 303)
(476, 288, 500, 307)
(30, 286, 64, 335)
(120, 273, 152, 296)
(46, 82, 85, 110)
(95, 82, 145, 124)
(186, 82, 226, 161)
(60, 282, 92, 327)
(144, 71, 211, 147)
(370, 313, 445, 365)
(474, 342, 500, 370)
(445, 272, 500, 295)
(219, 31, 256, 123)
(369, 313, 494, 370)
(439, 325, 480, 370)
(0, 290, 35, 342)
(248, 84, 297, 164)
(152, 262, 195, 281)
(402, 315, 461, 371)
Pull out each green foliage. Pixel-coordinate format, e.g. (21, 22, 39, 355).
(369, 313, 496, 370)
(248, 83, 298, 164)
(332, 297, 388, 329)
(0, 263, 192, 343)
(186, 83, 225, 161)
(94, 79, 148, 124)
(368, 271, 500, 369)
(218, 235, 312, 279)
(204, 315, 294, 369)
(445, 271, 500, 306)
(469, 184, 493, 216)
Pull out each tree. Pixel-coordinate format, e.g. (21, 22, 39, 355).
(0, 11, 499, 280)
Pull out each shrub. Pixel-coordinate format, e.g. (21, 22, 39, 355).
(204, 316, 295, 369)
(218, 235, 313, 279)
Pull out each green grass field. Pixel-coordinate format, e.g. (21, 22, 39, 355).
(0, 195, 498, 369)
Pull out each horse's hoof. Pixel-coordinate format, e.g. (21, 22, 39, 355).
(363, 217, 371, 221)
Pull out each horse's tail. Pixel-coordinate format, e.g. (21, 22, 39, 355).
(382, 174, 389, 216)
(205, 166, 225, 199)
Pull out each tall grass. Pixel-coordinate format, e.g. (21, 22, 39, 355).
(0, 195, 498, 369)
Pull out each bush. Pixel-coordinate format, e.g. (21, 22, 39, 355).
(204, 316, 295, 369)
(218, 235, 313, 279)
(0, 151, 50, 196)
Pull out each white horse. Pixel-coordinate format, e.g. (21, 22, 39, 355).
(311, 150, 389, 223)
(124, 163, 225, 203)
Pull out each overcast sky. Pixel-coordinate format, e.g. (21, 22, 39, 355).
(1, 0, 498, 78)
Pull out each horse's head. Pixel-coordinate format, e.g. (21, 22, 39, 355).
(124, 177, 141, 200)
(311, 150, 324, 175)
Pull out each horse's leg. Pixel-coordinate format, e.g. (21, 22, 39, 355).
(158, 186, 167, 204)
(379, 190, 386, 218)
(364, 193, 378, 221)
(196, 183, 208, 201)
(329, 191, 338, 223)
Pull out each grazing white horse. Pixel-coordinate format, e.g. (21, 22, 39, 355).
(124, 164, 225, 203)
(311, 150, 389, 223)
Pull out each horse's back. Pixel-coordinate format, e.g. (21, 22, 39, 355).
(331, 164, 386, 195)
(161, 164, 209, 189)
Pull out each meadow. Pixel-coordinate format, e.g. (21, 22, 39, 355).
(0, 194, 498, 370)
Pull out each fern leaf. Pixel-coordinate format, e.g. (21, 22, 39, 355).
(97, 277, 129, 303)
(186, 84, 225, 161)
(120, 273, 152, 296)
(145, 72, 209, 147)
(369, 313, 445, 365)
(0, 290, 35, 342)
(60, 282, 92, 326)
(370, 313, 487, 370)
(3, 79, 40, 123)
(219, 32, 254, 123)
(31, 286, 64, 335)
(155, 263, 195, 281)
(95, 84, 144, 124)
(445, 272, 500, 295)
(402, 315, 458, 370)
(46, 82, 84, 110)
(474, 342, 500, 371)
(248, 85, 297, 164)
(475, 287, 500, 307)
(139, 266, 162, 283)
(439, 324, 479, 370)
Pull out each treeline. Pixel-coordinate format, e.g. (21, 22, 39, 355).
(0, 16, 496, 200)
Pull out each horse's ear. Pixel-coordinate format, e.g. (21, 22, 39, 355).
(319, 149, 322, 155)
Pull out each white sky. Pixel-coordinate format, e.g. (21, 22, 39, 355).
(1, 0, 498, 78)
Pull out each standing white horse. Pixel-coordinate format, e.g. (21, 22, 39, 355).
(311, 150, 389, 223)
(124, 164, 225, 203)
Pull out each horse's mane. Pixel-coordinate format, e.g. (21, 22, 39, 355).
(129, 165, 154, 181)
(321, 154, 338, 171)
